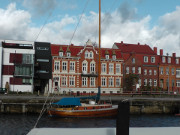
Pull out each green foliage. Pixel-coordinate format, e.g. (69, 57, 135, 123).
(124, 73, 139, 91)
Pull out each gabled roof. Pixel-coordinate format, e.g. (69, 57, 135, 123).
(100, 48, 122, 59)
(114, 42, 156, 55)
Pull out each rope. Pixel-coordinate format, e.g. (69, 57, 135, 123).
(69, 0, 90, 45)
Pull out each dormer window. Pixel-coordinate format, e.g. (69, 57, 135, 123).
(89, 51, 93, 58)
(132, 58, 135, 63)
(67, 52, 71, 57)
(176, 58, 179, 64)
(85, 51, 89, 58)
(168, 57, 171, 63)
(59, 52, 63, 57)
(105, 55, 109, 59)
(112, 55, 116, 60)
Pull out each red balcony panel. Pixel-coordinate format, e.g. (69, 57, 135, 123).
(10, 77, 22, 85)
(9, 53, 22, 64)
(2, 65, 15, 75)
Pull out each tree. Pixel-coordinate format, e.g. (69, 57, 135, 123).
(123, 73, 139, 91)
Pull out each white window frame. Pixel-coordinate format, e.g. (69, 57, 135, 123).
(160, 67, 163, 75)
(176, 58, 179, 64)
(115, 78, 120, 87)
(144, 69, 147, 75)
(116, 64, 121, 74)
(85, 51, 89, 58)
(138, 79, 141, 86)
(101, 63, 106, 73)
(144, 79, 147, 86)
(82, 62, 88, 73)
(67, 52, 71, 57)
(70, 61, 75, 72)
(162, 57, 166, 63)
(90, 77, 95, 87)
(89, 51, 93, 58)
(62, 61, 67, 72)
(82, 77, 87, 87)
(144, 56, 148, 63)
(90, 62, 95, 73)
(105, 55, 109, 59)
(69, 77, 75, 86)
(154, 70, 157, 75)
(168, 57, 171, 63)
(61, 76, 67, 86)
(109, 63, 114, 74)
(138, 67, 141, 74)
(149, 79, 152, 86)
(112, 55, 116, 60)
(59, 52, 63, 57)
(154, 79, 157, 86)
(177, 80, 180, 87)
(54, 61, 60, 71)
(132, 58, 135, 63)
(101, 77, 106, 87)
(126, 67, 129, 74)
(149, 70, 152, 75)
(166, 67, 169, 75)
(108, 77, 114, 87)
(151, 57, 155, 63)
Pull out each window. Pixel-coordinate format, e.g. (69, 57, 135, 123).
(37, 47, 49, 50)
(154, 70, 157, 75)
(82, 77, 87, 86)
(149, 79, 152, 86)
(112, 55, 116, 60)
(23, 54, 32, 64)
(85, 51, 89, 58)
(15, 66, 32, 76)
(138, 67, 141, 74)
(151, 57, 155, 63)
(144, 69, 147, 75)
(109, 78, 114, 87)
(116, 78, 120, 87)
(105, 55, 109, 59)
(90, 77, 95, 87)
(138, 79, 141, 86)
(144, 56, 148, 63)
(168, 57, 171, 63)
(37, 59, 49, 62)
(82, 62, 87, 73)
(176, 69, 180, 77)
(172, 68, 175, 75)
(172, 80, 175, 87)
(67, 52, 71, 57)
(116, 64, 121, 73)
(89, 51, 93, 58)
(22, 78, 32, 85)
(166, 79, 169, 87)
(101, 63, 106, 73)
(176, 58, 179, 64)
(177, 80, 180, 87)
(70, 62, 75, 72)
(101, 77, 106, 86)
(54, 61, 59, 71)
(62, 62, 67, 71)
(149, 70, 152, 75)
(69, 77, 75, 86)
(132, 58, 135, 63)
(59, 52, 63, 57)
(154, 79, 157, 86)
(132, 67, 135, 73)
(61, 77, 67, 86)
(144, 79, 147, 86)
(90, 63, 95, 73)
(166, 67, 169, 75)
(109, 64, 114, 74)
(162, 57, 165, 63)
(126, 67, 129, 74)
(160, 67, 163, 75)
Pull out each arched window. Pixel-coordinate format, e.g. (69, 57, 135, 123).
(89, 51, 93, 58)
(85, 51, 89, 58)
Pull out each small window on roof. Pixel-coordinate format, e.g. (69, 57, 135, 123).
(67, 52, 71, 57)
(59, 52, 63, 57)
(106, 55, 109, 59)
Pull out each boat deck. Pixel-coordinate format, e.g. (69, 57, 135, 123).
(27, 127, 180, 135)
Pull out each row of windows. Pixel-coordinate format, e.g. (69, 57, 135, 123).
(143, 56, 156, 63)
(161, 57, 179, 64)
(126, 67, 157, 75)
(54, 61, 121, 74)
(160, 79, 180, 87)
(137, 79, 157, 87)
(54, 77, 121, 87)
(160, 68, 180, 76)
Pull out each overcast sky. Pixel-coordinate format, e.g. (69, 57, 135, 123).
(0, 0, 180, 56)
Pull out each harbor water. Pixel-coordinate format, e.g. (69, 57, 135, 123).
(0, 114, 180, 135)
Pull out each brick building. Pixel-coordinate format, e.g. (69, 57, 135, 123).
(158, 49, 180, 93)
(51, 40, 123, 94)
(113, 41, 159, 91)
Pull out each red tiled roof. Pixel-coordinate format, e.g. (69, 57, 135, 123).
(100, 48, 122, 59)
(115, 42, 156, 55)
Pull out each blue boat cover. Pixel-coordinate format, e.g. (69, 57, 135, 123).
(52, 97, 82, 106)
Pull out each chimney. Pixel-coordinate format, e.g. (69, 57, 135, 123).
(160, 49, 163, 56)
(137, 42, 140, 45)
(121, 41, 123, 45)
(153, 47, 157, 54)
(172, 53, 176, 58)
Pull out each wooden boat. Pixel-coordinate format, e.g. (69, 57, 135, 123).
(48, 97, 118, 118)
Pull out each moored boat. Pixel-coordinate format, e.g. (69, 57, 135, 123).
(48, 97, 118, 117)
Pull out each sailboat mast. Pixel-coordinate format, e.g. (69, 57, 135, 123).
(98, 0, 101, 95)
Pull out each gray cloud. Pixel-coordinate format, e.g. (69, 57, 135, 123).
(118, 2, 137, 22)
(23, 0, 57, 16)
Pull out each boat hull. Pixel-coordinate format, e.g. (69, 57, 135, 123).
(48, 106, 118, 118)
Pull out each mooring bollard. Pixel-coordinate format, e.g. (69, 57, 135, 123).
(116, 100, 130, 135)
